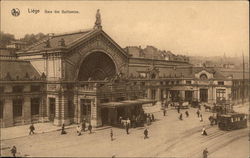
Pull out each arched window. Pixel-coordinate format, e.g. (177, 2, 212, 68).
(151, 73, 156, 79)
(200, 74, 208, 80)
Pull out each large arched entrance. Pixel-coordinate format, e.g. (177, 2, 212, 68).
(78, 52, 116, 81)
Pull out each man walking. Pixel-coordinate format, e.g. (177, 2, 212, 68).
(177, 106, 180, 113)
(110, 128, 113, 141)
(196, 109, 200, 118)
(82, 119, 86, 132)
(10, 146, 17, 157)
(144, 128, 149, 139)
(203, 148, 208, 158)
(125, 122, 129, 134)
(76, 125, 82, 136)
(200, 114, 203, 122)
(185, 111, 189, 117)
(163, 108, 166, 116)
(29, 123, 35, 135)
(179, 113, 183, 120)
(88, 124, 92, 134)
(61, 123, 67, 135)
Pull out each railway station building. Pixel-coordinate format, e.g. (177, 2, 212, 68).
(0, 12, 248, 127)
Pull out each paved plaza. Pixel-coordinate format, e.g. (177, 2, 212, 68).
(1, 104, 249, 157)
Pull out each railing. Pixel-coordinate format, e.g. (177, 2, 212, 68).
(76, 81, 142, 94)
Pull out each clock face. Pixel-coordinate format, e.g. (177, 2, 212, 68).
(200, 74, 208, 80)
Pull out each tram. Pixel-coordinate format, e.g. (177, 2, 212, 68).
(218, 113, 247, 131)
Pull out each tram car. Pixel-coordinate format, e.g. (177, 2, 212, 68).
(218, 113, 247, 131)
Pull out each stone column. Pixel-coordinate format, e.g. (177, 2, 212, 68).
(157, 88, 161, 101)
(3, 99, 13, 127)
(147, 88, 152, 99)
(53, 95, 61, 126)
(197, 89, 200, 102)
(73, 94, 79, 123)
(180, 91, 185, 101)
(23, 96, 31, 125)
(60, 94, 70, 125)
(91, 98, 102, 127)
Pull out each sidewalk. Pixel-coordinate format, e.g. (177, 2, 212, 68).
(0, 123, 77, 141)
(0, 122, 112, 141)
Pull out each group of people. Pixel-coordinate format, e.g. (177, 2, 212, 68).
(60, 119, 93, 136)
(178, 110, 189, 120)
(208, 114, 218, 126)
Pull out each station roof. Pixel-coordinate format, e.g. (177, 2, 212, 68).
(0, 60, 40, 80)
(22, 29, 95, 52)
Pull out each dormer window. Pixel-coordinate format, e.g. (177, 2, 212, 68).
(200, 74, 208, 80)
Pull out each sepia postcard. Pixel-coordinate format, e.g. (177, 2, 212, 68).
(0, 0, 249, 157)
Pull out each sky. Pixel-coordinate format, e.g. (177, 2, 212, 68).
(1, 1, 249, 57)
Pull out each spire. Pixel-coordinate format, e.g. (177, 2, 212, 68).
(94, 9, 102, 29)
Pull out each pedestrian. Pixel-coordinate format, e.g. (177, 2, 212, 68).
(179, 113, 183, 120)
(76, 125, 82, 136)
(146, 116, 151, 126)
(10, 146, 17, 157)
(127, 118, 131, 127)
(163, 109, 166, 116)
(151, 114, 155, 121)
(125, 122, 129, 134)
(144, 128, 149, 139)
(88, 124, 92, 134)
(110, 128, 113, 141)
(203, 148, 208, 158)
(200, 114, 203, 122)
(196, 109, 200, 118)
(209, 116, 213, 126)
(61, 123, 67, 135)
(177, 106, 180, 113)
(82, 120, 86, 132)
(201, 126, 208, 136)
(185, 111, 189, 117)
(29, 123, 35, 135)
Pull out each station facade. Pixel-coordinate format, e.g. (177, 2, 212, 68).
(0, 14, 248, 128)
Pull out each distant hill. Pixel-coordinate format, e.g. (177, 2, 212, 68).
(188, 55, 249, 69)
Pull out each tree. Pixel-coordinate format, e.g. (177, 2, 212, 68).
(20, 33, 46, 45)
(0, 32, 15, 48)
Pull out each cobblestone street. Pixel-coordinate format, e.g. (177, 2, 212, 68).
(1, 105, 248, 157)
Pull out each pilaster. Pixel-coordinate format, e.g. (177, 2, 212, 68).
(23, 96, 31, 124)
(3, 99, 13, 127)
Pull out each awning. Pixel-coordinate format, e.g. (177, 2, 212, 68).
(101, 99, 156, 108)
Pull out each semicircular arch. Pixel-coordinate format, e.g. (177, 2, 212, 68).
(76, 50, 118, 81)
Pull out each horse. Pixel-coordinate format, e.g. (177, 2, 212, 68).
(204, 104, 212, 112)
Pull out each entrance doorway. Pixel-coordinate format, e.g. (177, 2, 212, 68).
(13, 99, 23, 124)
(49, 98, 55, 121)
(117, 106, 126, 119)
(185, 91, 193, 102)
(31, 98, 40, 122)
(80, 99, 91, 123)
(101, 108, 109, 125)
(200, 89, 208, 102)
